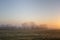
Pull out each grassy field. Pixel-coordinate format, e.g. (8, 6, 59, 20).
(0, 30, 60, 40)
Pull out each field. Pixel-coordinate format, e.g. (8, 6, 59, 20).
(0, 30, 60, 40)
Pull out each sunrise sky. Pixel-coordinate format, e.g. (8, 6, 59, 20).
(0, 0, 60, 28)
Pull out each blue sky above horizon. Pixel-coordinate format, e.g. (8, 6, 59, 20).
(0, 0, 60, 27)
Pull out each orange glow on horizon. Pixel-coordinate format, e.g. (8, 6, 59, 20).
(3, 19, 60, 29)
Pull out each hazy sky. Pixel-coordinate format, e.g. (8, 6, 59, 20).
(0, 0, 60, 27)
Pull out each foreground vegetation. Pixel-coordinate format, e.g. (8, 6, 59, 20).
(0, 29, 60, 40)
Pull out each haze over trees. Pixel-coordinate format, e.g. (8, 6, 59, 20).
(0, 22, 48, 30)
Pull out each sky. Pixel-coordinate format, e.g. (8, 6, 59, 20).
(0, 0, 60, 28)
